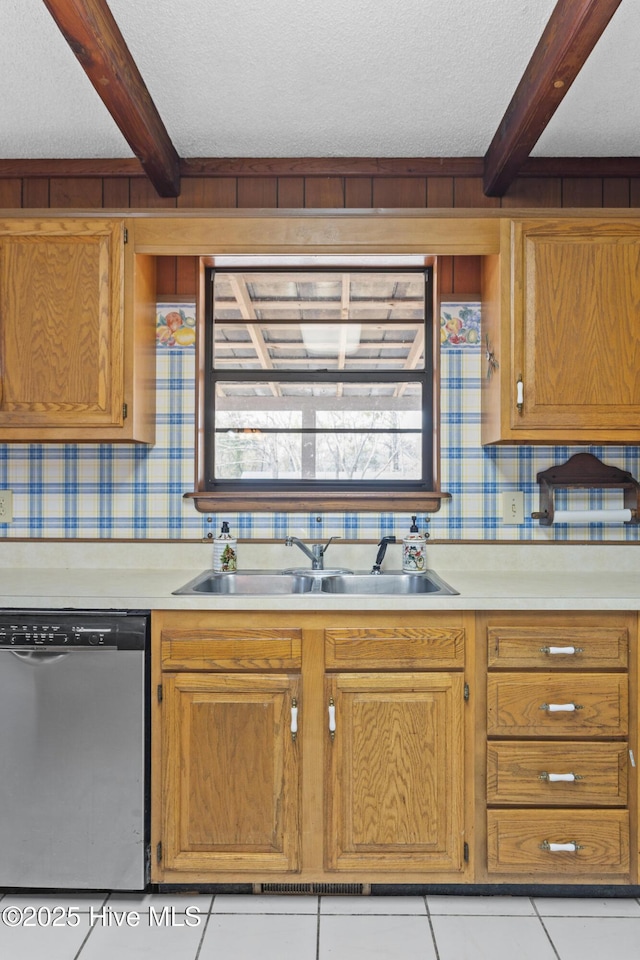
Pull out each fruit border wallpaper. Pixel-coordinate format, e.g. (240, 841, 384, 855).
(440, 303, 481, 347)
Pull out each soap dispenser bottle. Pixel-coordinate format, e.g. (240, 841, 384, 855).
(402, 516, 427, 573)
(213, 521, 237, 573)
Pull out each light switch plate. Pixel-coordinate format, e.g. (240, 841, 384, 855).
(0, 491, 13, 523)
(502, 491, 524, 525)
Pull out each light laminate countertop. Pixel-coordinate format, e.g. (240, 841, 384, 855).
(0, 565, 638, 611)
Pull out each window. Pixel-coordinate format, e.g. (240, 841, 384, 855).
(189, 262, 445, 513)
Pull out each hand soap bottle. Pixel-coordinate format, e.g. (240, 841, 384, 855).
(212, 521, 237, 573)
(402, 516, 427, 573)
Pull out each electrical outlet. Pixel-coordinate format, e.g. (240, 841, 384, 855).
(502, 491, 524, 525)
(0, 490, 13, 523)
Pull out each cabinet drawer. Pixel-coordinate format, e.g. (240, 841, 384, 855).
(161, 629, 302, 670)
(325, 626, 464, 669)
(487, 674, 627, 737)
(487, 625, 628, 669)
(487, 810, 629, 876)
(487, 741, 628, 806)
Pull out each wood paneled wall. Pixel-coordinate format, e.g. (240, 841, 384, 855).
(2, 167, 639, 299)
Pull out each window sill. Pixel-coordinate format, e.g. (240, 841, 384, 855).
(184, 491, 451, 513)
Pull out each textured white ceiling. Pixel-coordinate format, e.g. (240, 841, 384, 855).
(533, 0, 640, 156)
(0, 0, 635, 160)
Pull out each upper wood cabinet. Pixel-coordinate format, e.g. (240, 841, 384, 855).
(0, 218, 155, 442)
(482, 219, 640, 444)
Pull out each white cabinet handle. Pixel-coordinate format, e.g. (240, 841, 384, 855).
(540, 840, 583, 853)
(328, 698, 336, 741)
(516, 377, 524, 413)
(540, 646, 583, 656)
(290, 698, 298, 742)
(540, 702, 583, 712)
(539, 771, 583, 782)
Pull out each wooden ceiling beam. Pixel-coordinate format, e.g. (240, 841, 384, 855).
(42, 0, 181, 197)
(4, 155, 640, 181)
(483, 0, 623, 197)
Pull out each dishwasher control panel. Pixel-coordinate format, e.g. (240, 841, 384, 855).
(0, 612, 148, 649)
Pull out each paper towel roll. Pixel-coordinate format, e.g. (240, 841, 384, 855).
(553, 508, 632, 524)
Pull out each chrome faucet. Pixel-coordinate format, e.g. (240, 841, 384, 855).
(371, 535, 396, 574)
(285, 535, 340, 570)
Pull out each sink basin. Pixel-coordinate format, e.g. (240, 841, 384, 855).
(173, 569, 458, 597)
(173, 571, 316, 595)
(320, 571, 458, 596)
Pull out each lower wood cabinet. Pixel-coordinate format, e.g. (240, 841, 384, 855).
(480, 611, 637, 885)
(487, 741, 628, 806)
(325, 671, 464, 874)
(486, 672, 628, 738)
(487, 810, 630, 877)
(152, 608, 637, 886)
(161, 672, 301, 875)
(152, 610, 470, 885)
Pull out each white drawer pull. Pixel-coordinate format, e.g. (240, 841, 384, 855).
(540, 702, 583, 712)
(540, 840, 583, 853)
(540, 646, 583, 655)
(539, 771, 583, 782)
(290, 699, 298, 742)
(328, 698, 336, 741)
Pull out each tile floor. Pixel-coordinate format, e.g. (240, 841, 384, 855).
(1, 891, 640, 959)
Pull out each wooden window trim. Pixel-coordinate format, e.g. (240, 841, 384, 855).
(186, 256, 448, 513)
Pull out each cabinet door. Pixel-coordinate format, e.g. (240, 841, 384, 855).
(161, 672, 301, 876)
(0, 220, 124, 430)
(325, 672, 465, 873)
(513, 219, 640, 434)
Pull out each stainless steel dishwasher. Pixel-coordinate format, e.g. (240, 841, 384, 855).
(0, 610, 148, 890)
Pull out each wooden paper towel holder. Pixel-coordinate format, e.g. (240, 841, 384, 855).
(531, 453, 640, 526)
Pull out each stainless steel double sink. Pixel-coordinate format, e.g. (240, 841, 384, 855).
(173, 569, 458, 596)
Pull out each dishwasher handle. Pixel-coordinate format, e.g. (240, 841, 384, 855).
(9, 651, 69, 665)
(0, 646, 118, 665)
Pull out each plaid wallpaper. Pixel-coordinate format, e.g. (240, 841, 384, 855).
(0, 301, 638, 542)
